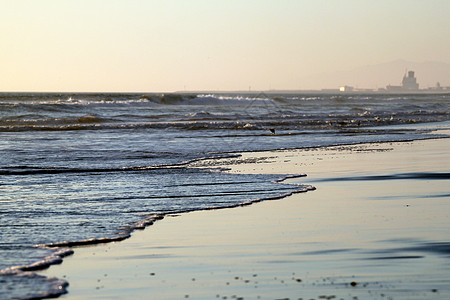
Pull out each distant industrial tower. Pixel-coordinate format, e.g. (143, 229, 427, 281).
(402, 71, 419, 90)
(386, 70, 420, 92)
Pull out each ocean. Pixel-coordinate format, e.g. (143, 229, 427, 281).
(0, 92, 449, 299)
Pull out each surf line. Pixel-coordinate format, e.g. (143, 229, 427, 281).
(0, 172, 315, 299)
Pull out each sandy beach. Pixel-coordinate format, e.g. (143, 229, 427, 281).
(39, 137, 450, 300)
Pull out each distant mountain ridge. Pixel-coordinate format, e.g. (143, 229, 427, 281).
(300, 60, 450, 90)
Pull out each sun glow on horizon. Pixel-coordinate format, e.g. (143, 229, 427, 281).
(1, 0, 449, 92)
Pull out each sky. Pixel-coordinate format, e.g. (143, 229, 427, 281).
(1, 0, 449, 92)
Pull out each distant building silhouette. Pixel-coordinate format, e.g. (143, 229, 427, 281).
(402, 71, 419, 90)
(339, 85, 354, 92)
(386, 70, 419, 92)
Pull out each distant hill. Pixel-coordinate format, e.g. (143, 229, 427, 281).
(300, 60, 450, 90)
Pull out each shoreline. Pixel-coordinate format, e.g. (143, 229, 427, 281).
(39, 137, 449, 299)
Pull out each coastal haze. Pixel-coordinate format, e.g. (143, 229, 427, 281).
(1, 0, 449, 92)
(300, 60, 450, 91)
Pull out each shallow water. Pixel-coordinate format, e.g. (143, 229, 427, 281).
(1, 92, 449, 299)
(38, 139, 450, 300)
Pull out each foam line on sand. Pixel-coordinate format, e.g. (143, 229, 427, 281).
(39, 138, 450, 299)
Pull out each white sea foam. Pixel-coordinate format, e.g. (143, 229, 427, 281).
(0, 92, 449, 299)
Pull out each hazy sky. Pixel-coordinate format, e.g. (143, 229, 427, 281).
(1, 0, 449, 92)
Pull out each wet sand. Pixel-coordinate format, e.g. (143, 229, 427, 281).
(39, 137, 450, 299)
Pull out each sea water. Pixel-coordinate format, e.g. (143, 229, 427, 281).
(0, 92, 449, 299)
